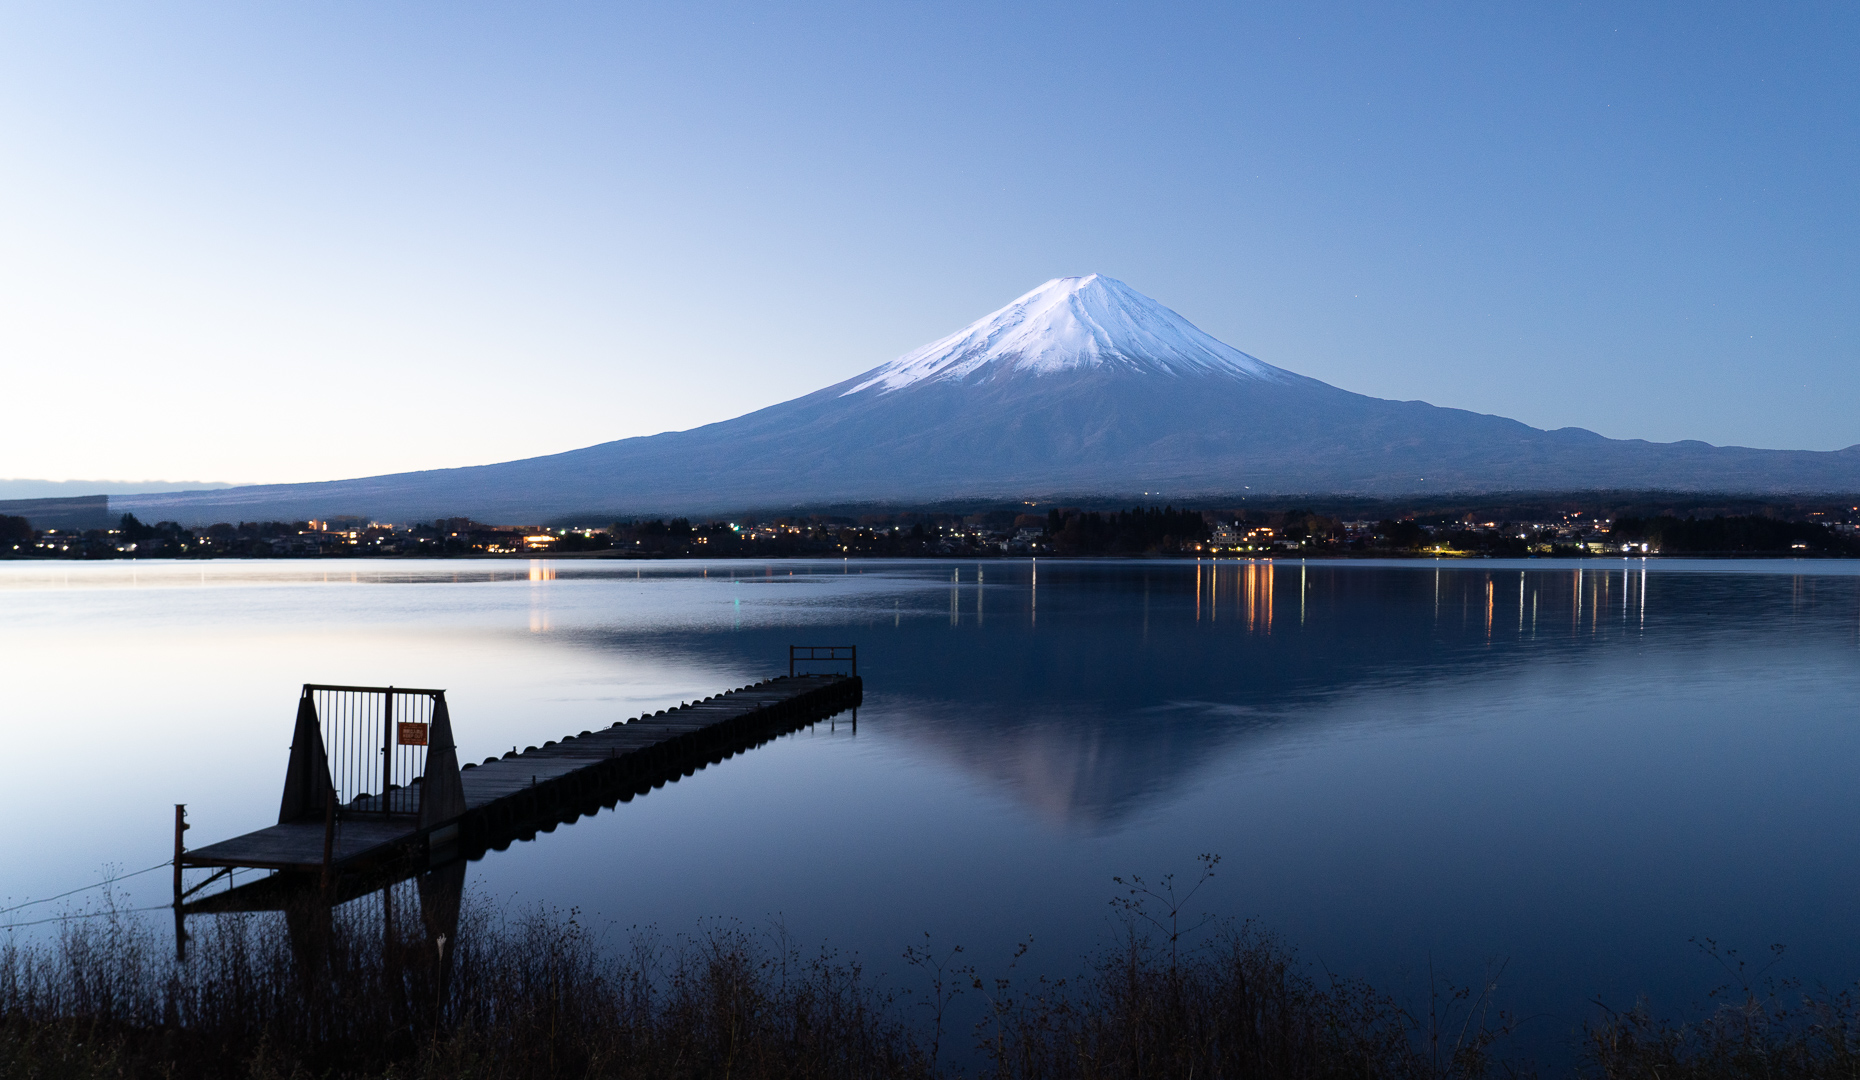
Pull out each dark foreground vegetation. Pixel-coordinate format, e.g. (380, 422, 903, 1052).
(6, 876, 1860, 1080)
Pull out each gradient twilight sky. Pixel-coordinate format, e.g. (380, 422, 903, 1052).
(2, 3, 1856, 485)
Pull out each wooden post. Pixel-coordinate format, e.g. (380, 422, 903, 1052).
(172, 804, 186, 900)
(382, 688, 394, 818)
(172, 804, 188, 963)
(321, 781, 336, 896)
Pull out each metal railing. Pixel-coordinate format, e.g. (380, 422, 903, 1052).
(788, 645, 856, 677)
(302, 684, 444, 818)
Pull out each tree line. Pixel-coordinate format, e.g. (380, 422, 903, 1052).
(1611, 514, 1855, 554)
(1045, 506, 1209, 555)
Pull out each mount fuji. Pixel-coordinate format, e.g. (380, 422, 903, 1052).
(121, 275, 1860, 523)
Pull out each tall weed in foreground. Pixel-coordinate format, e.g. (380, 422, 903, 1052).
(954, 855, 1512, 1080)
(1580, 940, 1860, 1079)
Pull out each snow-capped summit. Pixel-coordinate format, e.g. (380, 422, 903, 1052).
(842, 274, 1293, 396)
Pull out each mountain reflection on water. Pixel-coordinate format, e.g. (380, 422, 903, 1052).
(554, 559, 1848, 831)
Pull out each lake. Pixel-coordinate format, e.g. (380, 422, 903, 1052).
(3, 556, 1858, 1064)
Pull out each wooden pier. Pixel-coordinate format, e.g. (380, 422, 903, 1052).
(176, 650, 861, 918)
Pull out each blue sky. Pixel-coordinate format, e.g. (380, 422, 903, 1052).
(2, 3, 1855, 484)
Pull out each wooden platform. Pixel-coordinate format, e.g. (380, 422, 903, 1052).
(182, 674, 862, 886)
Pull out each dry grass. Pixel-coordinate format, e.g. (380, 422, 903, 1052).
(940, 857, 1510, 1080)
(0, 892, 928, 1080)
(4, 874, 1855, 1079)
(1581, 940, 1860, 1079)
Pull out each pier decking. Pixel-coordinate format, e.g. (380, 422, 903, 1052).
(179, 672, 862, 903)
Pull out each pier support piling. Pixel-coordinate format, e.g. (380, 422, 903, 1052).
(172, 804, 188, 961)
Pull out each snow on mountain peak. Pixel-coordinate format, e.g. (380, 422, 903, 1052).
(843, 274, 1292, 396)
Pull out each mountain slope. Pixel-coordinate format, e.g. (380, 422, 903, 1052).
(118, 275, 1860, 523)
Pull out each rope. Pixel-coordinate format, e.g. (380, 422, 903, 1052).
(0, 862, 172, 916)
(0, 903, 175, 932)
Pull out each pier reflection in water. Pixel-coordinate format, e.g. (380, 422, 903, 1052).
(192, 861, 469, 1002)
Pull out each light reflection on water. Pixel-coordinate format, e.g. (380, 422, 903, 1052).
(2, 556, 1859, 1063)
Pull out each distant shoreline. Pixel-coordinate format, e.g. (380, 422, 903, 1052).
(6, 501, 1854, 560)
(5, 549, 1855, 563)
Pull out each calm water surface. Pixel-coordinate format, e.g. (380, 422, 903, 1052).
(3, 557, 1859, 1060)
